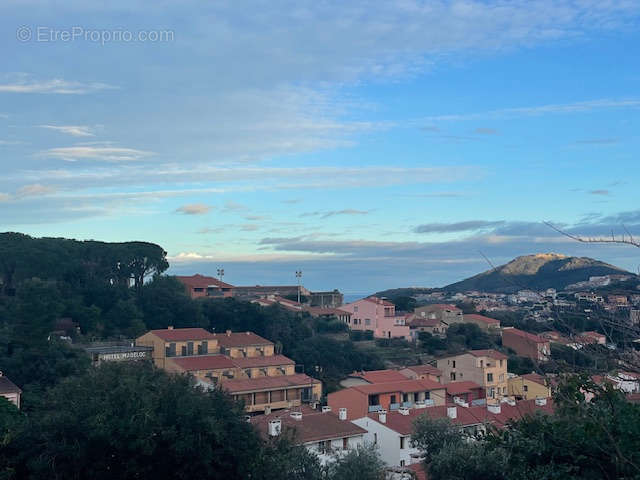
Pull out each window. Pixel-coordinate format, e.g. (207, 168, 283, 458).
(488, 387, 495, 398)
(166, 343, 176, 357)
(354, 306, 359, 312)
(194, 287, 204, 292)
(343, 438, 348, 450)
(499, 360, 503, 367)
(400, 437, 406, 449)
(181, 345, 187, 356)
(450, 372, 456, 381)
(400, 460, 406, 467)
(487, 373, 494, 383)
(187, 342, 194, 355)
(524, 385, 528, 392)
(402, 393, 408, 403)
(391, 395, 397, 404)
(199, 341, 208, 355)
(452, 360, 456, 368)
(425, 391, 431, 400)
(480, 360, 484, 367)
(365, 319, 371, 326)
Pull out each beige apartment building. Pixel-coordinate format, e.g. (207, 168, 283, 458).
(436, 350, 508, 400)
(136, 327, 218, 368)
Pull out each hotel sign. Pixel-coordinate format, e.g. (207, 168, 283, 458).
(98, 351, 149, 362)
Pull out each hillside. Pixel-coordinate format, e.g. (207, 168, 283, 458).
(443, 253, 633, 293)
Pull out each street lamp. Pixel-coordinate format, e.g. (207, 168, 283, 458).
(217, 267, 225, 282)
(295, 270, 302, 303)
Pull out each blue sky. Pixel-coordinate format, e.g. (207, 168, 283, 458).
(1, 1, 640, 295)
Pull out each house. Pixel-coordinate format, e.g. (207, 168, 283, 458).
(343, 369, 411, 387)
(0, 373, 21, 409)
(327, 378, 446, 420)
(308, 290, 344, 309)
(175, 274, 234, 299)
(233, 285, 312, 301)
(251, 406, 366, 464)
(352, 398, 554, 467)
(303, 306, 352, 324)
(578, 331, 607, 345)
(406, 314, 448, 339)
(252, 295, 304, 312)
(413, 304, 463, 327)
(340, 296, 411, 340)
(444, 381, 486, 406)
(221, 374, 322, 413)
(502, 328, 550, 362)
(436, 350, 509, 400)
(399, 365, 443, 383)
(462, 314, 501, 332)
(136, 327, 219, 368)
(507, 373, 551, 400)
(211, 330, 275, 358)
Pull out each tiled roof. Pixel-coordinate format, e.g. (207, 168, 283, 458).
(350, 369, 409, 384)
(232, 355, 295, 369)
(503, 328, 548, 344)
(468, 349, 509, 360)
(0, 376, 21, 395)
(418, 304, 461, 312)
(303, 307, 350, 317)
(212, 331, 274, 348)
(404, 365, 442, 377)
(251, 408, 367, 444)
(169, 355, 236, 371)
(464, 314, 500, 325)
(352, 378, 443, 395)
(408, 316, 442, 328)
(445, 381, 483, 396)
(222, 373, 320, 394)
(175, 274, 234, 289)
(521, 373, 547, 386)
(368, 398, 554, 435)
(149, 328, 218, 342)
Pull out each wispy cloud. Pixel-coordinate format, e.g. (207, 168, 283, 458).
(0, 76, 117, 95)
(175, 203, 213, 215)
(222, 201, 248, 212)
(0, 193, 10, 202)
(424, 99, 640, 122)
(16, 183, 57, 197)
(301, 209, 370, 219)
(41, 146, 152, 162)
(39, 125, 95, 137)
(414, 220, 504, 234)
(589, 189, 610, 196)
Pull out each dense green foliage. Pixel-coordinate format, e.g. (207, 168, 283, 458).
(418, 322, 497, 355)
(413, 378, 640, 480)
(325, 446, 386, 480)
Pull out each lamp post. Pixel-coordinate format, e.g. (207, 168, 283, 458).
(295, 270, 302, 303)
(217, 267, 225, 282)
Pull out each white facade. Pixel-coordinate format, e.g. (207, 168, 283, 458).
(304, 434, 365, 465)
(351, 416, 420, 468)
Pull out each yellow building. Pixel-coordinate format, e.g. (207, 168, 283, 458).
(211, 331, 275, 358)
(508, 373, 551, 400)
(436, 350, 508, 400)
(136, 327, 218, 368)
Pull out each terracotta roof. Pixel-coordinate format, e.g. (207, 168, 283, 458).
(468, 349, 509, 360)
(360, 296, 394, 306)
(521, 373, 547, 386)
(350, 369, 409, 384)
(149, 328, 218, 342)
(169, 355, 236, 371)
(232, 355, 295, 369)
(303, 306, 351, 317)
(0, 376, 21, 395)
(212, 331, 274, 348)
(352, 378, 443, 395)
(175, 274, 234, 289)
(408, 316, 442, 328)
(251, 409, 367, 444)
(404, 365, 442, 377)
(445, 381, 483, 396)
(503, 328, 548, 344)
(222, 373, 320, 394)
(464, 314, 500, 325)
(368, 398, 554, 435)
(417, 304, 461, 312)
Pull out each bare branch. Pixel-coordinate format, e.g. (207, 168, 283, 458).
(544, 221, 640, 248)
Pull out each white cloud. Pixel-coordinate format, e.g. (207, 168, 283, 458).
(0, 193, 10, 202)
(175, 203, 213, 215)
(16, 183, 56, 197)
(0, 76, 116, 94)
(41, 146, 152, 162)
(39, 125, 95, 137)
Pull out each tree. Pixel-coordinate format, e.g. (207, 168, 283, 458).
(325, 445, 386, 480)
(411, 416, 464, 465)
(254, 434, 323, 480)
(3, 362, 262, 480)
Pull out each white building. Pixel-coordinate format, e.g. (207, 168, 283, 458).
(251, 406, 367, 465)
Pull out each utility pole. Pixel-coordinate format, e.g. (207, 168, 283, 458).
(295, 270, 302, 303)
(217, 267, 224, 282)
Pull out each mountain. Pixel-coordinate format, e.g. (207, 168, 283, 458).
(443, 253, 634, 293)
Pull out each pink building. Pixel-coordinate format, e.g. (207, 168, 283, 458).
(340, 297, 411, 340)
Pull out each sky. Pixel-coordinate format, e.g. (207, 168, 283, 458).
(1, 1, 640, 296)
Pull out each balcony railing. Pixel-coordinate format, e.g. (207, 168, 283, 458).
(368, 405, 383, 413)
(389, 403, 400, 410)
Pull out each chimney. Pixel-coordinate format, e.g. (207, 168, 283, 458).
(378, 409, 387, 424)
(246, 331, 250, 335)
(226, 330, 232, 337)
(167, 326, 174, 330)
(398, 406, 410, 416)
(447, 406, 457, 419)
(338, 408, 347, 420)
(264, 406, 272, 415)
(244, 415, 252, 423)
(290, 411, 303, 421)
(268, 419, 282, 436)
(322, 406, 332, 413)
(487, 403, 501, 414)
(535, 397, 547, 406)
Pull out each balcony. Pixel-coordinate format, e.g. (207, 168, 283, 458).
(389, 403, 400, 410)
(368, 405, 383, 413)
